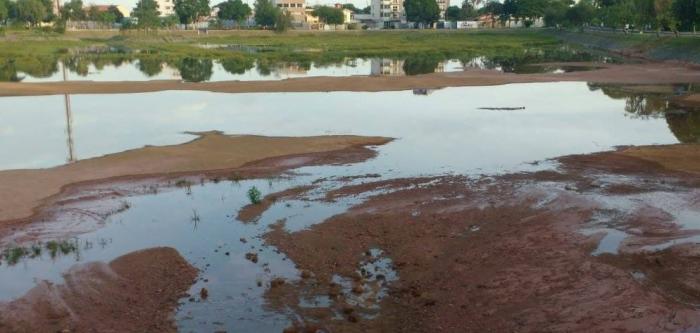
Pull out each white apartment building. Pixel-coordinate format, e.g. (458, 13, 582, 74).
(156, 0, 175, 16)
(437, 0, 448, 20)
(371, 0, 405, 26)
(273, 0, 306, 24)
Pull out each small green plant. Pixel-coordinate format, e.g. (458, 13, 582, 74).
(248, 186, 262, 205)
(3, 247, 27, 265)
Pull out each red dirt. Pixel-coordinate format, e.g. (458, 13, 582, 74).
(0, 247, 197, 333)
(264, 145, 700, 332)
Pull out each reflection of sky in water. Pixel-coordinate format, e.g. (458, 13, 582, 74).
(0, 82, 679, 174)
(17, 58, 465, 83)
(0, 82, 691, 331)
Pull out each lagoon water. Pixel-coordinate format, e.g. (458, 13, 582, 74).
(0, 81, 695, 332)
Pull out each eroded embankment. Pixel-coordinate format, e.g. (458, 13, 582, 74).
(264, 144, 700, 333)
(1, 62, 700, 96)
(0, 247, 197, 333)
(0, 132, 392, 230)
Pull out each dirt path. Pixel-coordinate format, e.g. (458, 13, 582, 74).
(264, 145, 700, 332)
(0, 247, 197, 333)
(0, 132, 391, 227)
(1, 63, 700, 96)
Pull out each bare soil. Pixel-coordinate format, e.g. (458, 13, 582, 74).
(0, 247, 197, 333)
(1, 62, 700, 96)
(264, 145, 700, 332)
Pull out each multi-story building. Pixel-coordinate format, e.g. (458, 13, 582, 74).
(156, 0, 175, 16)
(273, 0, 306, 25)
(371, 0, 404, 27)
(437, 0, 448, 20)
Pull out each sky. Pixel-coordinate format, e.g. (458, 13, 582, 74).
(70, 0, 374, 13)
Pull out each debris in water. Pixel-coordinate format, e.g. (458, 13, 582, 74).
(245, 252, 258, 263)
(478, 107, 526, 111)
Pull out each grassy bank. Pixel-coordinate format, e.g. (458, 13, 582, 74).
(552, 31, 700, 63)
(0, 29, 559, 57)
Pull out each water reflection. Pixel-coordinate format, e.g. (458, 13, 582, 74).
(589, 83, 700, 143)
(1, 46, 615, 83)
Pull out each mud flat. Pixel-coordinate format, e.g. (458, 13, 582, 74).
(0, 132, 391, 231)
(0, 247, 197, 332)
(1, 62, 700, 97)
(264, 144, 700, 332)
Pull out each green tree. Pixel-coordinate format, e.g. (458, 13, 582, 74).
(161, 14, 179, 27)
(404, 0, 440, 26)
(60, 0, 85, 20)
(566, 0, 595, 27)
(655, 0, 677, 31)
(312, 5, 344, 25)
(17, 0, 46, 26)
(514, 0, 548, 24)
(672, 0, 699, 31)
(543, 0, 570, 27)
(341, 3, 360, 12)
(445, 5, 461, 20)
(274, 9, 291, 31)
(0, 0, 10, 24)
(132, 0, 161, 29)
(479, 0, 503, 26)
(254, 0, 278, 28)
(501, 0, 517, 25)
(174, 0, 210, 27)
(217, 0, 251, 27)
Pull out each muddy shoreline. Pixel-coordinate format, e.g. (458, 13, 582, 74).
(1, 62, 700, 97)
(0, 132, 391, 238)
(263, 145, 700, 332)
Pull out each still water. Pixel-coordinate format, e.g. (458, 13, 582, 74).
(0, 82, 697, 332)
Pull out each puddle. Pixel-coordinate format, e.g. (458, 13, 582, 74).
(581, 228, 629, 255)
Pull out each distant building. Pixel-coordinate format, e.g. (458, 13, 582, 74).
(436, 0, 448, 20)
(88, 4, 131, 18)
(371, 0, 405, 27)
(156, 0, 175, 17)
(273, 0, 306, 24)
(333, 4, 356, 24)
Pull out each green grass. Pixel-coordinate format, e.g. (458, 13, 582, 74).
(0, 29, 559, 64)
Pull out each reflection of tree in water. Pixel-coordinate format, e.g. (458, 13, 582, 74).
(138, 58, 164, 77)
(0, 55, 60, 81)
(176, 58, 213, 82)
(63, 57, 92, 76)
(402, 53, 442, 75)
(588, 83, 700, 143)
(587, 83, 670, 118)
(220, 57, 255, 75)
(460, 46, 607, 73)
(0, 59, 23, 82)
(667, 110, 700, 144)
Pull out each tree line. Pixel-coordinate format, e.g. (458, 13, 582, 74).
(412, 0, 699, 31)
(0, 0, 367, 31)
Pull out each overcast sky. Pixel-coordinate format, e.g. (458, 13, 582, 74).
(71, 0, 374, 13)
